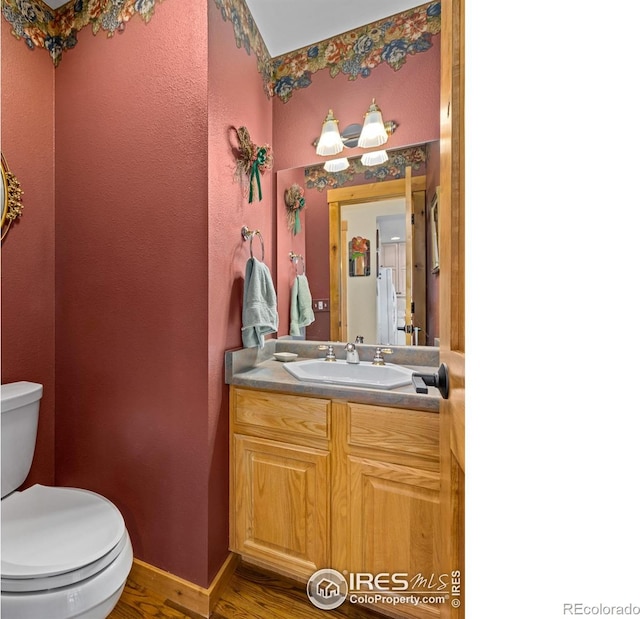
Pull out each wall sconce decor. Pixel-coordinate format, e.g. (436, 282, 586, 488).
(357, 99, 388, 149)
(313, 99, 397, 173)
(360, 150, 389, 167)
(316, 110, 344, 156)
(234, 126, 273, 203)
(323, 158, 350, 173)
(1, 153, 24, 242)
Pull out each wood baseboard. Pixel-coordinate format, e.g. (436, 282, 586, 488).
(128, 552, 239, 617)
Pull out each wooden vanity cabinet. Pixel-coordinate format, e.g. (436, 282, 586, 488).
(229, 387, 331, 581)
(338, 402, 444, 619)
(230, 387, 444, 618)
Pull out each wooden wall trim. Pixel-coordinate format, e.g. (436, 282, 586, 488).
(127, 552, 239, 618)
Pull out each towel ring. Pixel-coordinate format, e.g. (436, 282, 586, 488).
(289, 251, 305, 275)
(241, 226, 265, 261)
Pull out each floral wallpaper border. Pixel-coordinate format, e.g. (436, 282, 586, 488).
(2, 0, 163, 66)
(271, 2, 441, 103)
(304, 144, 430, 192)
(2, 0, 440, 103)
(214, 0, 272, 98)
(218, 0, 441, 102)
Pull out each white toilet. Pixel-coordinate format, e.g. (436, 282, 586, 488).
(1, 382, 133, 618)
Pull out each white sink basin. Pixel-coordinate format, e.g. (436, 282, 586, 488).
(282, 359, 414, 390)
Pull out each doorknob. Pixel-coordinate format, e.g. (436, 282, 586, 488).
(412, 363, 449, 399)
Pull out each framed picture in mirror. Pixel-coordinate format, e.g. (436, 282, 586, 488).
(349, 236, 371, 277)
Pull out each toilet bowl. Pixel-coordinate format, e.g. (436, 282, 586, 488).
(1, 382, 133, 618)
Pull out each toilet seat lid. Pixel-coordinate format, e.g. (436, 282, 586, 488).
(1, 484, 125, 580)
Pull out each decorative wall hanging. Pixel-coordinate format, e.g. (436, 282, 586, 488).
(284, 184, 305, 235)
(1, 153, 25, 242)
(1, 0, 164, 66)
(349, 236, 370, 277)
(234, 126, 273, 203)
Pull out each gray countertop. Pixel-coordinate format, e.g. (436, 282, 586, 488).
(225, 340, 442, 412)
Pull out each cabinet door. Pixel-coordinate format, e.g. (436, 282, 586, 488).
(349, 457, 444, 619)
(232, 434, 329, 580)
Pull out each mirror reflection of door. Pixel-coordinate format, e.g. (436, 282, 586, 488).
(407, 169, 429, 347)
(328, 173, 436, 346)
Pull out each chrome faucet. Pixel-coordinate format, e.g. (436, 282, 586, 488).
(345, 342, 360, 364)
(372, 347, 393, 366)
(318, 344, 336, 362)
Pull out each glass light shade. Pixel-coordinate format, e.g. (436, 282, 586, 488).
(357, 99, 388, 149)
(361, 150, 389, 167)
(316, 109, 344, 156)
(323, 158, 349, 172)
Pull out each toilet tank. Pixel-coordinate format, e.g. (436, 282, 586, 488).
(1, 382, 43, 499)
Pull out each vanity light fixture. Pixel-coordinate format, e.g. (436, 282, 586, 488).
(323, 157, 350, 172)
(357, 99, 388, 149)
(316, 109, 344, 156)
(314, 100, 395, 171)
(361, 149, 389, 167)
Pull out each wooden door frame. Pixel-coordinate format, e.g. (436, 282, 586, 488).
(327, 176, 426, 342)
(439, 0, 465, 617)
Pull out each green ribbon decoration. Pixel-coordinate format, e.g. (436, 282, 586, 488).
(248, 147, 268, 203)
(293, 197, 305, 235)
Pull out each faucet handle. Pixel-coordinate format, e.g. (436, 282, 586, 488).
(372, 347, 393, 366)
(318, 344, 337, 361)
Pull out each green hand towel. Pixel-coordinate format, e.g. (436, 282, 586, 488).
(242, 257, 278, 348)
(290, 274, 315, 337)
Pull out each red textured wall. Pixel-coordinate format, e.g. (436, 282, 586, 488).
(206, 2, 273, 581)
(1, 18, 56, 490)
(301, 186, 331, 341)
(53, 2, 213, 586)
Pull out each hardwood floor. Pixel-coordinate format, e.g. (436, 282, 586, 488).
(110, 561, 388, 619)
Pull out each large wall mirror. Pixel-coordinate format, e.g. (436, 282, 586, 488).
(276, 141, 440, 347)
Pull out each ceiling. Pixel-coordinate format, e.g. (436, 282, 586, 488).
(243, 0, 429, 57)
